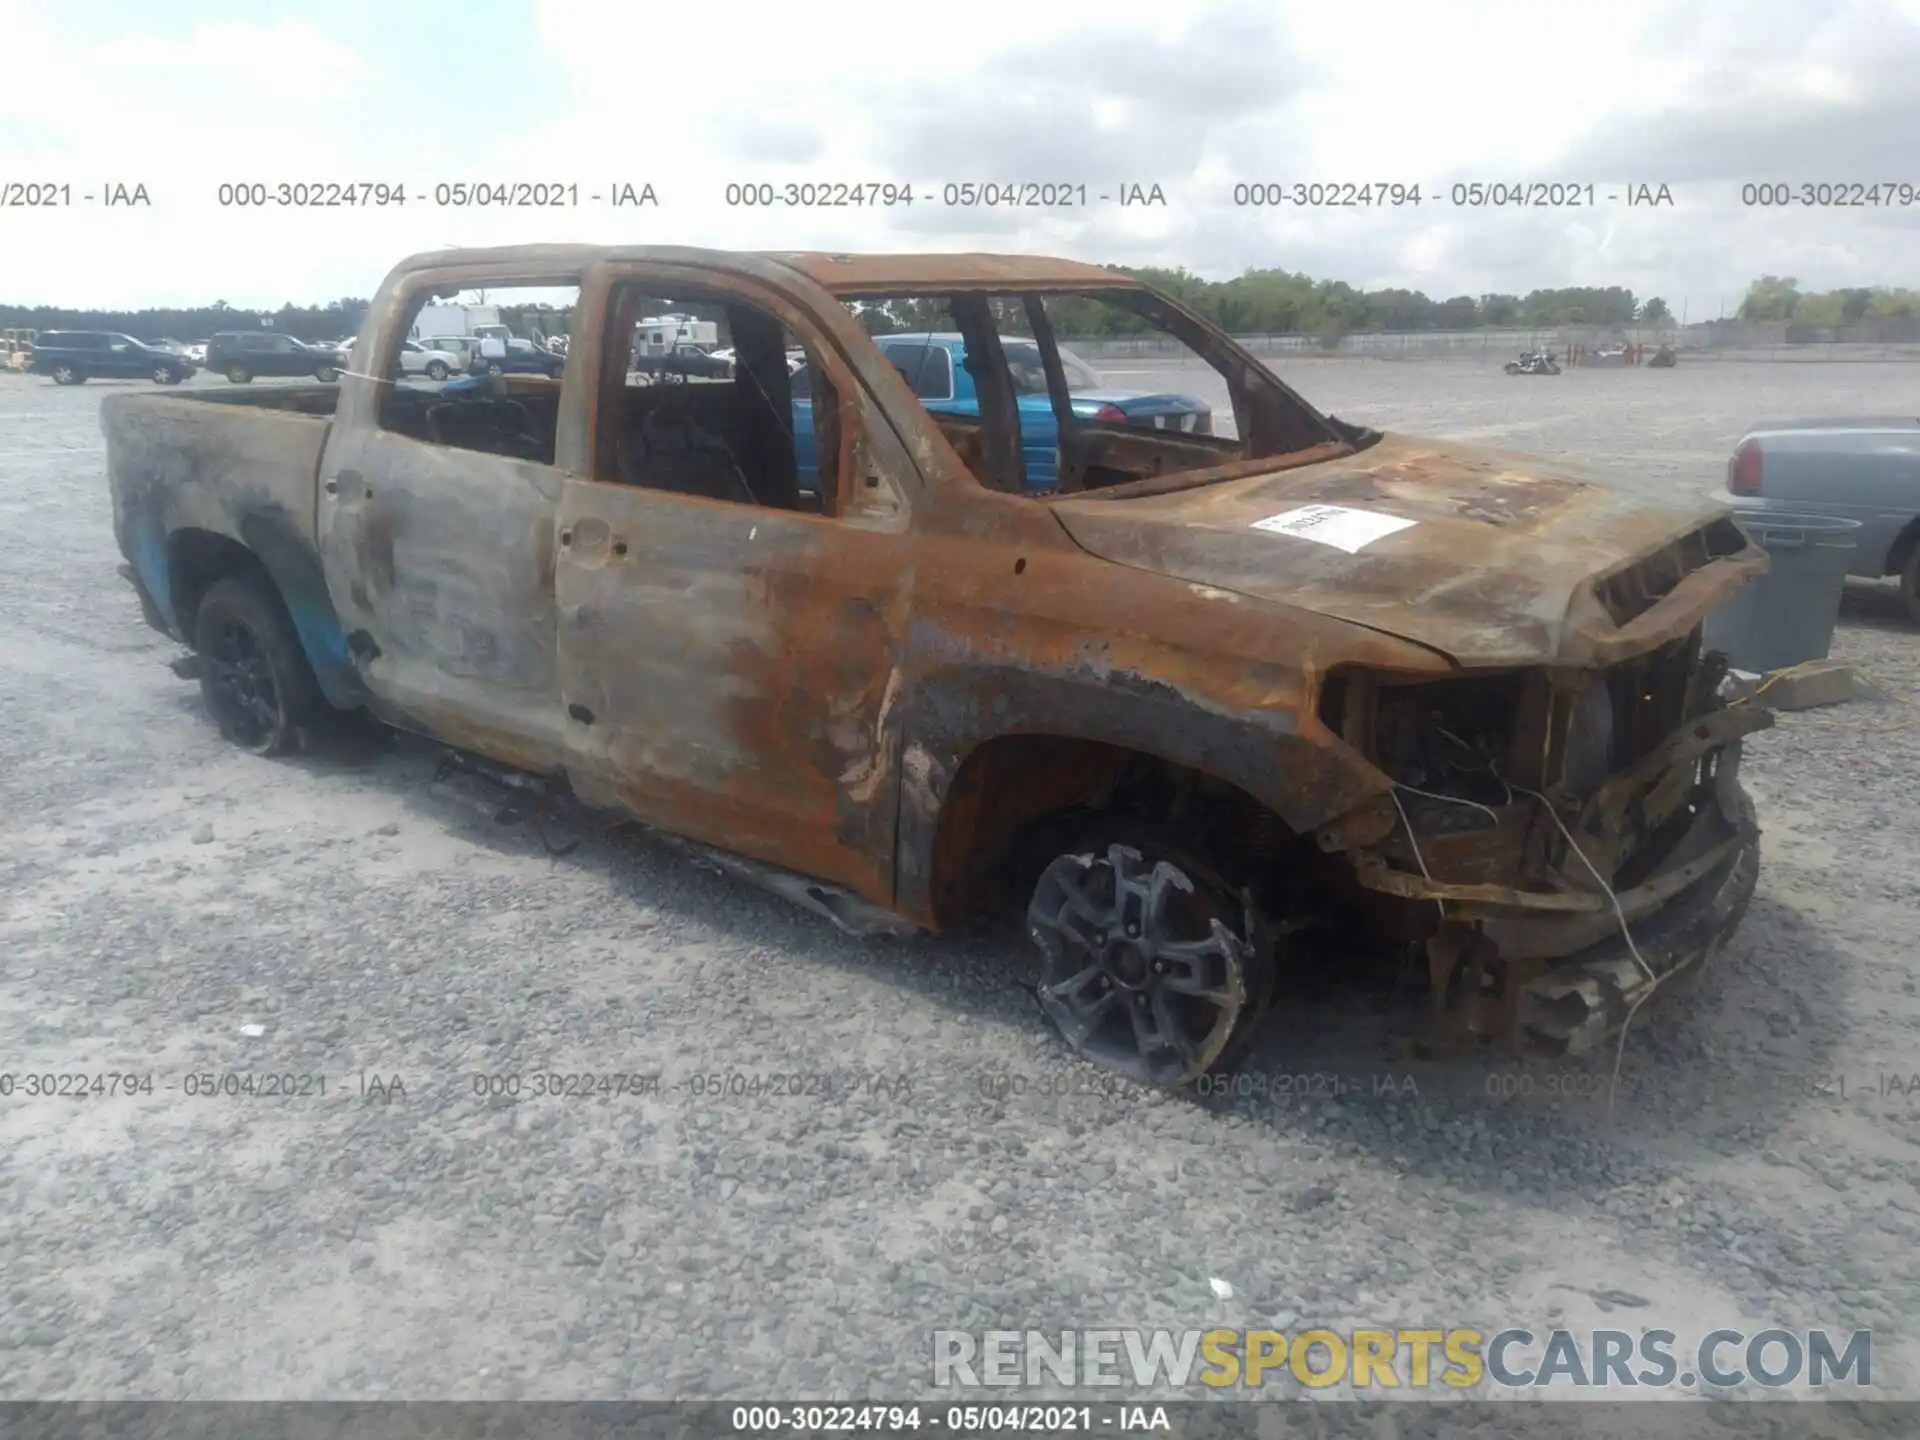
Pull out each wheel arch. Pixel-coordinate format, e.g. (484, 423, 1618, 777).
(167, 528, 277, 640)
(897, 666, 1389, 929)
(1883, 513, 1920, 579)
(164, 524, 361, 709)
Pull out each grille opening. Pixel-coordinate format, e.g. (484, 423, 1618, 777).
(1374, 673, 1526, 809)
(1594, 517, 1748, 627)
(1317, 671, 1350, 736)
(1603, 635, 1697, 772)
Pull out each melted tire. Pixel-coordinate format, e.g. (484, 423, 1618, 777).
(191, 575, 326, 757)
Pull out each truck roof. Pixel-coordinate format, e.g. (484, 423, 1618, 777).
(390, 246, 1135, 297)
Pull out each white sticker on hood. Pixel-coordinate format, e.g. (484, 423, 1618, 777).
(1249, 504, 1417, 553)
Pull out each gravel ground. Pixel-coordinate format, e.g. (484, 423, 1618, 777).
(1, 360, 1917, 1406)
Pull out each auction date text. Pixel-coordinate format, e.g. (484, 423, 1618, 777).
(1, 182, 149, 207)
(214, 181, 658, 208)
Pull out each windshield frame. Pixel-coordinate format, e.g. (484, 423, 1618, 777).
(835, 280, 1353, 499)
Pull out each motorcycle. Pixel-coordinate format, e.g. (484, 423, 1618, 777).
(1504, 350, 1561, 375)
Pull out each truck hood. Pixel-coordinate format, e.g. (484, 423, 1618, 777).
(1048, 433, 1765, 668)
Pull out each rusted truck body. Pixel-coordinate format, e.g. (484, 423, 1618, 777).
(102, 245, 1771, 1086)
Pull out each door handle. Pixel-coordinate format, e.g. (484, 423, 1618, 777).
(323, 478, 339, 495)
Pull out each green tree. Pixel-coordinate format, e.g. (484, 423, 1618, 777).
(1739, 275, 1801, 321)
(1480, 293, 1521, 326)
(1866, 288, 1917, 319)
(1638, 297, 1671, 323)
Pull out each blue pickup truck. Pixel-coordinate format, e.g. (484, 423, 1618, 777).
(795, 332, 1210, 493)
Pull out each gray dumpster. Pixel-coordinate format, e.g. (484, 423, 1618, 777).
(1701, 511, 1861, 673)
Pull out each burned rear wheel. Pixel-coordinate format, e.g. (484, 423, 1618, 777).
(1027, 830, 1273, 1087)
(192, 575, 324, 757)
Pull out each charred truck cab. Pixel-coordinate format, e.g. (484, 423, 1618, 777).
(101, 245, 1771, 1090)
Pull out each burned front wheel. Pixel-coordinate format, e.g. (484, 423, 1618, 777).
(1026, 833, 1273, 1087)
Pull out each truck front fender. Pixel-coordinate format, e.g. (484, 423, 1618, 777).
(893, 656, 1392, 928)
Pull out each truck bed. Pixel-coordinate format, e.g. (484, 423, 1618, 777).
(101, 384, 341, 673)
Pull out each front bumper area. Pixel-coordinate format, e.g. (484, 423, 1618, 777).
(1344, 702, 1770, 1058)
(1514, 794, 1758, 1056)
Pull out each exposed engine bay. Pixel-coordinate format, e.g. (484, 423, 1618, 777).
(1315, 625, 1769, 1058)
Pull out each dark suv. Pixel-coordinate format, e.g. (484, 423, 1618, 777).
(30, 332, 196, 386)
(205, 332, 343, 384)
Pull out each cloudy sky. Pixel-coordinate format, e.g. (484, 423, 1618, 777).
(3, 0, 1918, 310)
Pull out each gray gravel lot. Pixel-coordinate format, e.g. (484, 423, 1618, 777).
(1, 360, 1917, 1405)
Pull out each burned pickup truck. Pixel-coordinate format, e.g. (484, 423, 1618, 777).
(102, 245, 1771, 1086)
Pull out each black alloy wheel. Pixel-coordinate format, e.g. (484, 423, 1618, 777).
(1027, 834, 1273, 1086)
(191, 576, 324, 756)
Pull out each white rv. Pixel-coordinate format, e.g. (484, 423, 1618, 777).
(634, 314, 719, 355)
(411, 304, 507, 344)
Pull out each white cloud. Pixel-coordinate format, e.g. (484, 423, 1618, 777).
(1, 0, 1916, 308)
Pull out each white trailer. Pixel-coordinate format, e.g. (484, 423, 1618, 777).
(634, 314, 718, 354)
(412, 304, 504, 342)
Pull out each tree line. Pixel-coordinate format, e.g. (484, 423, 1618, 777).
(853, 271, 1668, 339)
(0, 298, 375, 346)
(1733, 276, 1919, 324)
(3, 272, 1914, 343)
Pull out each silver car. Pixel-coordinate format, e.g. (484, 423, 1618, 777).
(1718, 416, 1920, 625)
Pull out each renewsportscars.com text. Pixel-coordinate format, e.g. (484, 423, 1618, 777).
(932, 1327, 1872, 1392)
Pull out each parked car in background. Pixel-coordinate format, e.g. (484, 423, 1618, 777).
(793, 332, 1210, 492)
(206, 332, 344, 384)
(413, 334, 481, 373)
(184, 342, 209, 365)
(395, 340, 459, 380)
(1718, 417, 1920, 626)
(630, 341, 731, 380)
(29, 330, 196, 385)
(471, 336, 564, 378)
